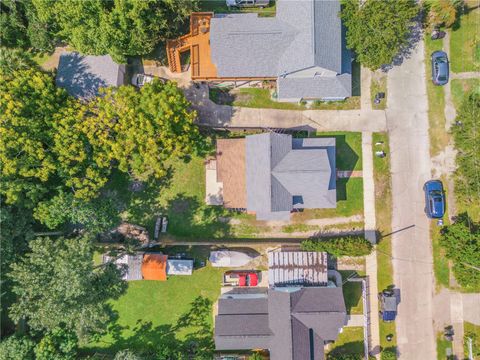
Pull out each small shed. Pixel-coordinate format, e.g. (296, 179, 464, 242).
(103, 253, 143, 281)
(209, 251, 254, 267)
(268, 251, 328, 287)
(141, 253, 168, 281)
(166, 259, 194, 276)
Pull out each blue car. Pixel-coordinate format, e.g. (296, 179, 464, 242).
(431, 51, 449, 86)
(424, 180, 445, 218)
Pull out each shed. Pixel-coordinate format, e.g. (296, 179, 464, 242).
(141, 253, 168, 281)
(103, 253, 143, 281)
(166, 259, 194, 276)
(268, 251, 328, 287)
(209, 251, 254, 267)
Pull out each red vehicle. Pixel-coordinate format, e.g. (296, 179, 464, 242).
(224, 271, 259, 287)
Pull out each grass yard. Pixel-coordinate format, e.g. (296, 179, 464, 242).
(339, 271, 363, 315)
(199, 0, 276, 17)
(464, 322, 480, 359)
(314, 131, 363, 171)
(84, 255, 223, 354)
(371, 72, 388, 110)
(432, 219, 451, 290)
(327, 327, 364, 357)
(451, 78, 480, 110)
(425, 35, 449, 157)
(372, 133, 398, 356)
(450, 7, 480, 73)
(437, 332, 454, 360)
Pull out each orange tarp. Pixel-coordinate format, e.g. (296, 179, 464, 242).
(142, 254, 168, 281)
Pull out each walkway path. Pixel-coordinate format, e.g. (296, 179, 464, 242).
(362, 132, 381, 358)
(361, 67, 373, 111)
(450, 71, 480, 79)
(387, 36, 436, 359)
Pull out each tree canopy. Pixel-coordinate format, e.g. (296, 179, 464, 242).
(301, 236, 373, 257)
(8, 236, 127, 339)
(440, 213, 480, 290)
(32, 0, 197, 63)
(426, 0, 463, 29)
(340, 0, 419, 70)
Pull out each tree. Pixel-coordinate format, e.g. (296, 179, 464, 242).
(340, 0, 419, 69)
(8, 236, 127, 339)
(33, 0, 197, 63)
(34, 191, 121, 233)
(34, 328, 78, 360)
(0, 335, 35, 360)
(440, 213, 480, 289)
(0, 47, 38, 74)
(85, 80, 209, 182)
(452, 92, 480, 209)
(427, 0, 462, 29)
(301, 236, 373, 257)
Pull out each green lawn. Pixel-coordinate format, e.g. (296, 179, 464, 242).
(372, 133, 397, 357)
(432, 221, 450, 290)
(339, 271, 363, 315)
(451, 78, 480, 110)
(425, 34, 449, 157)
(437, 332, 454, 360)
(464, 322, 480, 359)
(450, 7, 480, 73)
(84, 257, 223, 354)
(371, 73, 388, 110)
(199, 0, 276, 17)
(314, 131, 363, 171)
(327, 327, 364, 357)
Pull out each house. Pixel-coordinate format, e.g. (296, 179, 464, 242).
(167, 0, 352, 102)
(213, 132, 336, 220)
(166, 259, 194, 276)
(103, 253, 143, 281)
(56, 51, 126, 99)
(141, 253, 168, 281)
(215, 286, 347, 360)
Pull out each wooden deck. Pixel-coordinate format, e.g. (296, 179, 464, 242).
(166, 12, 218, 79)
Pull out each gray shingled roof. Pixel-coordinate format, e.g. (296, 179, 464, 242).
(209, 0, 352, 100)
(246, 133, 336, 221)
(215, 287, 346, 360)
(56, 52, 125, 99)
(103, 253, 143, 281)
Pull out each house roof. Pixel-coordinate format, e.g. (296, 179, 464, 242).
(56, 51, 125, 99)
(216, 138, 247, 208)
(209, 0, 352, 99)
(141, 254, 168, 281)
(245, 133, 336, 220)
(215, 287, 346, 360)
(166, 259, 194, 275)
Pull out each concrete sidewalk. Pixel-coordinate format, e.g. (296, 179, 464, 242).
(362, 132, 381, 358)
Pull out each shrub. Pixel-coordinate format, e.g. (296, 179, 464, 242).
(381, 348, 397, 360)
(0, 335, 35, 360)
(34, 328, 78, 360)
(301, 236, 373, 257)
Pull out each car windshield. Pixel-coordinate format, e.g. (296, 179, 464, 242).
(430, 190, 442, 196)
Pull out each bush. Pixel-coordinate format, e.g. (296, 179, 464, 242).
(381, 348, 397, 360)
(301, 236, 373, 257)
(327, 353, 363, 360)
(34, 328, 78, 360)
(0, 335, 35, 360)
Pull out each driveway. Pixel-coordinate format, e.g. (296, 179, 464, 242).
(386, 37, 436, 359)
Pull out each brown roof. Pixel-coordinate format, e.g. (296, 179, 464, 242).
(217, 139, 247, 208)
(141, 254, 167, 281)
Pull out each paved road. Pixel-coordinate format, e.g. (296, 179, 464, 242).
(386, 38, 436, 359)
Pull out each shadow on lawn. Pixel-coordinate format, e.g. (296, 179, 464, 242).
(88, 296, 214, 358)
(327, 341, 365, 359)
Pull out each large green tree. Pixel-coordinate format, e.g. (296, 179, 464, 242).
(0, 335, 35, 360)
(452, 92, 480, 210)
(341, 0, 419, 70)
(440, 213, 480, 289)
(33, 0, 197, 63)
(8, 236, 127, 339)
(85, 80, 208, 181)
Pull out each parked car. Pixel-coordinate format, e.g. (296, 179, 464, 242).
(224, 270, 259, 287)
(226, 0, 270, 8)
(424, 180, 446, 219)
(379, 289, 397, 322)
(431, 51, 449, 86)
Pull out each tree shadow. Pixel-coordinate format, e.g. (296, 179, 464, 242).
(327, 341, 365, 358)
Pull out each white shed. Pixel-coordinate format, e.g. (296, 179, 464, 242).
(166, 259, 194, 275)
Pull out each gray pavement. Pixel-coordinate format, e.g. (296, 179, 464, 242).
(386, 37, 436, 359)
